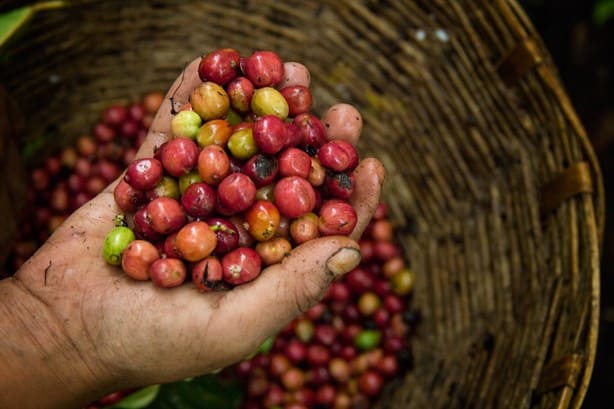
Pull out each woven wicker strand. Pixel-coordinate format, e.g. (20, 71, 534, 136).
(0, 1, 603, 408)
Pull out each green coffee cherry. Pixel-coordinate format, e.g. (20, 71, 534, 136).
(354, 329, 382, 351)
(103, 226, 135, 265)
(227, 128, 258, 160)
(178, 171, 203, 195)
(251, 87, 289, 119)
(171, 110, 202, 139)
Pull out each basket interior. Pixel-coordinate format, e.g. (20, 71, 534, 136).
(0, 1, 602, 408)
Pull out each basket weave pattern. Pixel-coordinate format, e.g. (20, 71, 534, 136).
(0, 1, 603, 408)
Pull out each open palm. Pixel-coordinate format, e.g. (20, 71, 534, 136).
(11, 57, 385, 406)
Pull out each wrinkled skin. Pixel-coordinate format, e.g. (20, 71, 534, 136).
(0, 58, 385, 409)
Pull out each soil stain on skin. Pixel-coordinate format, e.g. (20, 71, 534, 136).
(44, 260, 52, 286)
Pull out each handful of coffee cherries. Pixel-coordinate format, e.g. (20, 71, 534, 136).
(103, 48, 366, 290)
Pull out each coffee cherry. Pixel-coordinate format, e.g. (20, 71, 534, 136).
(289, 213, 319, 245)
(133, 206, 163, 242)
(146, 176, 180, 201)
(229, 216, 255, 248)
(295, 318, 315, 343)
(198, 48, 241, 85)
(255, 237, 292, 265)
(197, 119, 233, 147)
(281, 368, 305, 391)
(280, 85, 312, 117)
(178, 171, 203, 194)
(181, 182, 216, 219)
(328, 357, 351, 383)
(252, 114, 286, 154)
(283, 122, 301, 149)
(190, 82, 230, 121)
(317, 140, 359, 172)
(121, 239, 159, 280)
(113, 179, 145, 213)
(222, 247, 262, 285)
(198, 144, 230, 185)
(285, 340, 307, 365)
(163, 233, 181, 258)
(146, 197, 187, 235)
(217, 173, 257, 214)
(244, 50, 284, 87)
(242, 154, 278, 187)
(269, 353, 291, 378)
(103, 226, 136, 266)
(307, 157, 326, 187)
(293, 113, 327, 149)
(143, 91, 164, 114)
(262, 383, 285, 407)
(226, 77, 255, 113)
(318, 200, 357, 236)
(251, 87, 289, 119)
(244, 200, 281, 241)
(125, 158, 163, 190)
(292, 387, 316, 408)
(357, 370, 384, 397)
(325, 172, 355, 200)
(150, 257, 187, 288)
(273, 176, 316, 218)
(103, 105, 128, 127)
(390, 268, 414, 296)
(175, 221, 217, 262)
(159, 137, 199, 177)
(313, 324, 336, 346)
(76, 135, 97, 157)
(207, 217, 240, 255)
(227, 127, 258, 160)
(354, 330, 381, 351)
(315, 384, 336, 407)
(95, 160, 121, 183)
(278, 148, 311, 178)
(191, 256, 223, 292)
(382, 256, 405, 277)
(357, 292, 381, 316)
(306, 344, 330, 367)
(171, 110, 203, 139)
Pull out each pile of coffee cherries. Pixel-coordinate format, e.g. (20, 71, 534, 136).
(104, 48, 366, 290)
(2, 91, 164, 277)
(231, 201, 417, 409)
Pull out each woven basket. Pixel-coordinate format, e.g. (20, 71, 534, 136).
(0, 1, 604, 408)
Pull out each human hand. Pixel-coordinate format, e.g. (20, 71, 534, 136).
(0, 57, 385, 409)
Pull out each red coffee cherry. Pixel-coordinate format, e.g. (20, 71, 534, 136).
(273, 176, 316, 218)
(318, 200, 357, 236)
(198, 48, 241, 85)
(222, 247, 262, 285)
(244, 50, 284, 87)
(124, 158, 163, 190)
(217, 173, 257, 215)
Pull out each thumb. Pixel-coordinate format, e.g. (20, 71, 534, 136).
(203, 236, 361, 365)
(134, 57, 202, 159)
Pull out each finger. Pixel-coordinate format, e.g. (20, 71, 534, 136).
(349, 157, 386, 240)
(202, 236, 361, 366)
(99, 57, 202, 196)
(135, 57, 202, 159)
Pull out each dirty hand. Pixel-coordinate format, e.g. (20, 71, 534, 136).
(0, 58, 385, 409)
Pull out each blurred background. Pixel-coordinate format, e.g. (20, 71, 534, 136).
(518, 0, 613, 406)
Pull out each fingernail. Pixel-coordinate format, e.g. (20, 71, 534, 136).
(326, 247, 361, 278)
